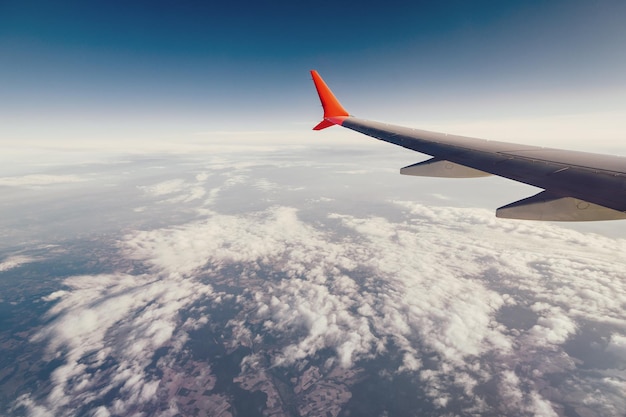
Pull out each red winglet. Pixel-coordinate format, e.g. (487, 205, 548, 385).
(311, 70, 349, 130)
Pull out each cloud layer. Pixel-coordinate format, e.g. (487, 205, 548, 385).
(10, 156, 626, 417)
(0, 175, 84, 187)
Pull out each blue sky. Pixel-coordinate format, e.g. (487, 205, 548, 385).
(2, 0, 626, 144)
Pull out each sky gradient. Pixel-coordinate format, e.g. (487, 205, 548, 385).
(2, 3, 626, 415)
(2, 1, 626, 147)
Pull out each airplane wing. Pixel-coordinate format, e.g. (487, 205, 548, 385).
(310, 70, 626, 221)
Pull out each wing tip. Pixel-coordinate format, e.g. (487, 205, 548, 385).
(313, 120, 334, 130)
(310, 70, 350, 126)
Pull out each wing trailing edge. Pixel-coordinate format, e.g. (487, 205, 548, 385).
(496, 191, 626, 221)
(401, 158, 492, 178)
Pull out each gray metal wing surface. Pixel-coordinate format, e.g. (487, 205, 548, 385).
(311, 70, 626, 221)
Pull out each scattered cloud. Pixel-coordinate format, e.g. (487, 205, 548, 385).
(430, 193, 451, 200)
(0, 255, 35, 272)
(138, 175, 211, 204)
(14, 168, 626, 416)
(606, 334, 626, 361)
(138, 179, 187, 196)
(25, 273, 217, 416)
(0, 175, 84, 187)
(334, 169, 370, 175)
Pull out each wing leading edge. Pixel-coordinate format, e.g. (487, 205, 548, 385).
(310, 70, 626, 221)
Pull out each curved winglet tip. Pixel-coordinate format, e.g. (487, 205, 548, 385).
(310, 70, 350, 119)
(312, 116, 348, 130)
(313, 120, 335, 130)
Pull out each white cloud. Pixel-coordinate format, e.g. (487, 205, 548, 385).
(195, 171, 210, 182)
(19, 173, 626, 416)
(138, 179, 186, 196)
(118, 200, 625, 414)
(0, 174, 84, 187)
(606, 334, 626, 361)
(0, 255, 35, 272)
(139, 177, 208, 204)
(22, 271, 217, 416)
(334, 169, 370, 175)
(529, 305, 578, 346)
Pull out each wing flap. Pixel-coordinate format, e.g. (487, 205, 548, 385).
(496, 191, 626, 221)
(400, 158, 492, 178)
